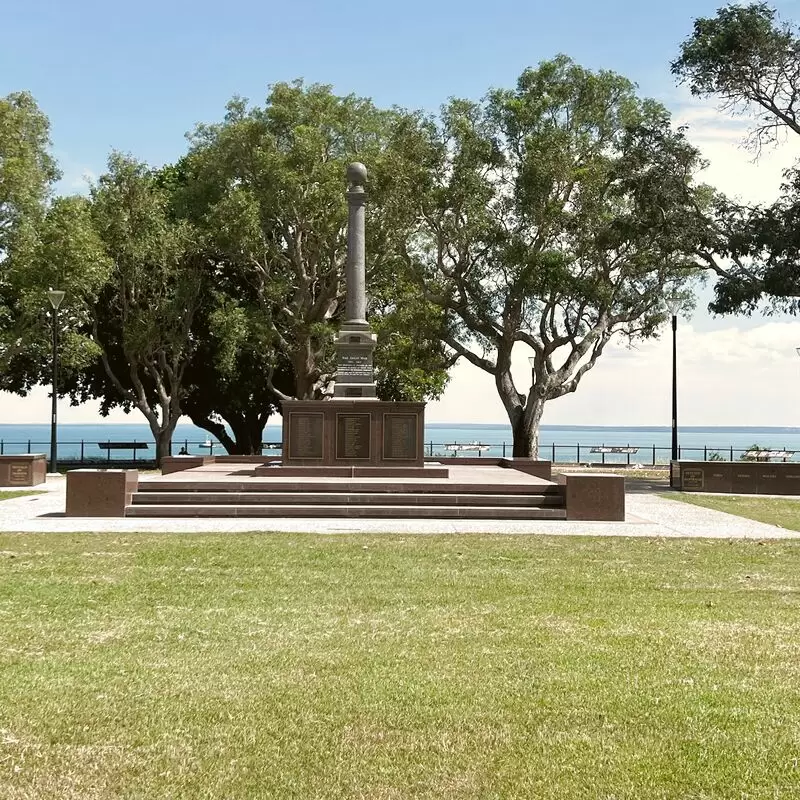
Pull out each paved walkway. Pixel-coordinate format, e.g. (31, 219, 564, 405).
(0, 476, 797, 538)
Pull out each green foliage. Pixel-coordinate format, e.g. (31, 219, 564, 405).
(51, 154, 207, 461)
(412, 56, 708, 455)
(672, 3, 800, 148)
(0, 92, 59, 262)
(0, 92, 60, 388)
(182, 81, 451, 401)
(674, 4, 800, 314)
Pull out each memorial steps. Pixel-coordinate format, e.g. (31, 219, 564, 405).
(124, 466, 568, 520)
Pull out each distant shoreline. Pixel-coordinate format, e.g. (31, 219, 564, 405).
(2, 422, 798, 434)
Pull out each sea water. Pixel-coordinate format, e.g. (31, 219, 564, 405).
(1, 422, 799, 465)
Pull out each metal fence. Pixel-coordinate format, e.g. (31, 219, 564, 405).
(2, 438, 797, 467)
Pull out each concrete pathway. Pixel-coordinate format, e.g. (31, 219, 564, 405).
(0, 476, 797, 538)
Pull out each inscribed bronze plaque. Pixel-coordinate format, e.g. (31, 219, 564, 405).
(336, 413, 371, 460)
(288, 413, 324, 460)
(9, 463, 31, 485)
(681, 468, 704, 491)
(383, 414, 418, 460)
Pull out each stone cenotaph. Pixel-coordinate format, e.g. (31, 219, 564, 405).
(278, 163, 428, 472)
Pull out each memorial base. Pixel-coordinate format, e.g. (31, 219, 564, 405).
(281, 400, 425, 468)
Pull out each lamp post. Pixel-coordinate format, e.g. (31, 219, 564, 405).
(666, 298, 682, 463)
(47, 289, 65, 474)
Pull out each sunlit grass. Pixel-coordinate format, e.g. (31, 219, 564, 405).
(1, 533, 799, 799)
(669, 493, 800, 532)
(0, 490, 44, 502)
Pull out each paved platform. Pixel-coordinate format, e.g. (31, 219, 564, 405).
(0, 475, 798, 538)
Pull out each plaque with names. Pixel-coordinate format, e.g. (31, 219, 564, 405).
(288, 413, 324, 460)
(681, 468, 704, 490)
(336, 414, 371, 460)
(383, 414, 418, 461)
(9, 464, 31, 485)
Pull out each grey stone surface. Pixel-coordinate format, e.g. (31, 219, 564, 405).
(334, 162, 377, 399)
(2, 476, 798, 538)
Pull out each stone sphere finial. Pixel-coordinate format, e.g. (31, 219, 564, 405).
(347, 162, 368, 187)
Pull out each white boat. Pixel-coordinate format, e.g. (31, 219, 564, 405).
(199, 438, 214, 449)
(444, 442, 491, 452)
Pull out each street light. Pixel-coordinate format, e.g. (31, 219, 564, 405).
(665, 297, 682, 463)
(47, 289, 65, 474)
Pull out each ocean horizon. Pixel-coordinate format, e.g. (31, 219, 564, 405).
(1, 421, 799, 465)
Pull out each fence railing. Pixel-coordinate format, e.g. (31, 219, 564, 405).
(2, 439, 798, 466)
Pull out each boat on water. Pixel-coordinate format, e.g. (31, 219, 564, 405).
(444, 442, 491, 453)
(199, 438, 214, 449)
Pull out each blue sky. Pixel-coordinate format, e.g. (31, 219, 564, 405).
(3, 0, 800, 425)
(1, 0, 778, 185)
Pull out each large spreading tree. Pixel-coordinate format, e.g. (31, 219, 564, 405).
(180, 81, 452, 404)
(407, 57, 709, 456)
(65, 154, 205, 463)
(673, 2, 800, 314)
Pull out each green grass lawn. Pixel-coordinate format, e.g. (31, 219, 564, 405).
(0, 490, 44, 502)
(669, 494, 800, 532)
(1, 533, 799, 799)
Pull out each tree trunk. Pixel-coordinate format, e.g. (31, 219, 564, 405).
(228, 412, 269, 455)
(511, 397, 546, 458)
(188, 411, 271, 455)
(142, 413, 179, 467)
(155, 427, 175, 464)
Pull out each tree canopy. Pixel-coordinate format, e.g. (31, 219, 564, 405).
(407, 57, 708, 455)
(0, 92, 60, 388)
(674, 3, 800, 315)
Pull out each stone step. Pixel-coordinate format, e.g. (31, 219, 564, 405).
(137, 480, 562, 496)
(130, 491, 564, 507)
(124, 504, 568, 520)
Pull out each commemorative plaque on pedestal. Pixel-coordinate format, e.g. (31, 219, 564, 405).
(281, 400, 425, 468)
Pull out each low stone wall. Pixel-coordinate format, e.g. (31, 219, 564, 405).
(161, 455, 216, 474)
(0, 454, 47, 487)
(671, 460, 800, 495)
(563, 473, 625, 521)
(424, 457, 552, 481)
(161, 455, 282, 474)
(66, 469, 138, 516)
(498, 458, 552, 481)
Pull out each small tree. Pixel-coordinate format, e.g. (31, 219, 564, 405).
(81, 154, 204, 463)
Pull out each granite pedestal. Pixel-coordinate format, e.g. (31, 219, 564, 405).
(66, 469, 138, 517)
(280, 400, 425, 469)
(0, 454, 47, 487)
